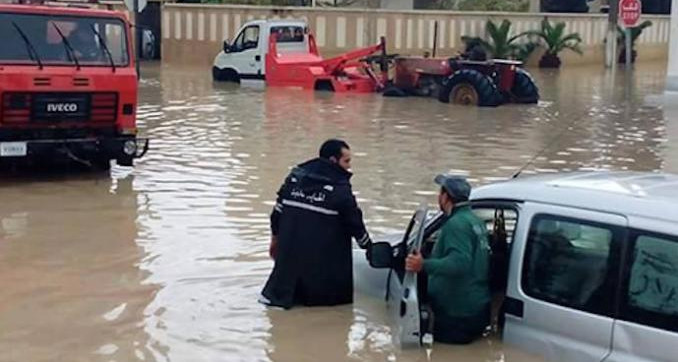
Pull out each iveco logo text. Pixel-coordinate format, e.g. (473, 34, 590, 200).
(46, 103, 78, 112)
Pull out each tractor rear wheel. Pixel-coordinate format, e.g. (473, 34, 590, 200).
(438, 69, 501, 107)
(450, 83, 479, 105)
(511, 68, 539, 104)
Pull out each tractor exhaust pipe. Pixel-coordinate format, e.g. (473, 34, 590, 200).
(379, 36, 389, 86)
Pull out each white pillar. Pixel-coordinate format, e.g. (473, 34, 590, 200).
(667, 0, 678, 92)
(529, 0, 541, 12)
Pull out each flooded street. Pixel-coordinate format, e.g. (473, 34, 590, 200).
(1, 61, 677, 362)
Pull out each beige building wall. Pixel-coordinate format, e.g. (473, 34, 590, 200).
(105, 3, 670, 67)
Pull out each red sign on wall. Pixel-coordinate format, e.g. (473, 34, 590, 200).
(619, 0, 642, 28)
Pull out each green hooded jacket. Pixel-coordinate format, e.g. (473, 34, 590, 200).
(423, 205, 491, 324)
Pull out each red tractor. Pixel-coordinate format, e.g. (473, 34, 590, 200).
(0, 3, 148, 170)
(380, 56, 540, 107)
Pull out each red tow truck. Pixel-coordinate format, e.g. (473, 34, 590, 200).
(0, 3, 148, 170)
(265, 33, 388, 93)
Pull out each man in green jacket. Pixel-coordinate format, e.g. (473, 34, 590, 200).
(406, 174, 491, 344)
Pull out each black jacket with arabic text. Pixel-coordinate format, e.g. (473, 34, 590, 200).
(262, 158, 370, 308)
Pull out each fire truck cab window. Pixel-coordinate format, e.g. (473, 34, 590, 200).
(0, 13, 129, 66)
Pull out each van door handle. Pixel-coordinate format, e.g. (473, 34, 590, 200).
(255, 55, 261, 62)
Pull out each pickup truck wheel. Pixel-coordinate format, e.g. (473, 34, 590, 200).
(212, 67, 240, 83)
(314, 80, 335, 92)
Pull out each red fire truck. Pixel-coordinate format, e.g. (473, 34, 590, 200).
(0, 3, 148, 170)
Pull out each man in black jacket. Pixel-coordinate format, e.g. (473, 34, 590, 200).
(261, 139, 371, 309)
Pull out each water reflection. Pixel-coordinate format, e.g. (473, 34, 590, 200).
(0, 61, 674, 361)
(0, 174, 156, 362)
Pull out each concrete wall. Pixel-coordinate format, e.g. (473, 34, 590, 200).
(154, 4, 671, 67)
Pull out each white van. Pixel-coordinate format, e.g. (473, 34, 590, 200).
(212, 19, 309, 82)
(355, 171, 678, 361)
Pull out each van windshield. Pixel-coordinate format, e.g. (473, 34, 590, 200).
(0, 13, 129, 67)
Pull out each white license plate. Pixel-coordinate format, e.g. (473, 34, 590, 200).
(0, 142, 27, 157)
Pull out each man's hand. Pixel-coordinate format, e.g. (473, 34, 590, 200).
(405, 250, 424, 273)
(269, 235, 278, 260)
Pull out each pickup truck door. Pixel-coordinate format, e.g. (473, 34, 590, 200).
(503, 202, 627, 362)
(227, 24, 263, 79)
(386, 205, 427, 347)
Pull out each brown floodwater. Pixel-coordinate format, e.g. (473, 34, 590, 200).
(1, 61, 677, 362)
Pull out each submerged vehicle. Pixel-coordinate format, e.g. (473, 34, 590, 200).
(213, 19, 539, 107)
(0, 3, 148, 169)
(355, 171, 678, 361)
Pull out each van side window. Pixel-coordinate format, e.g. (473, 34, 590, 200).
(472, 207, 518, 243)
(522, 214, 622, 316)
(619, 231, 678, 333)
(233, 25, 259, 52)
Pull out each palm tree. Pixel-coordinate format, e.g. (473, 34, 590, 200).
(616, 20, 652, 63)
(523, 18, 583, 68)
(461, 19, 532, 60)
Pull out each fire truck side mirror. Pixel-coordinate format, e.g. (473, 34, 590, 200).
(223, 41, 231, 53)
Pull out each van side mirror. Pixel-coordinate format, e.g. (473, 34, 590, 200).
(223, 41, 231, 53)
(368, 242, 395, 269)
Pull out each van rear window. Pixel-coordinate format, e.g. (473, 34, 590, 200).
(619, 231, 678, 333)
(629, 235, 678, 316)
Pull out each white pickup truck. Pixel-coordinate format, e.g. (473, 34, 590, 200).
(212, 19, 309, 82)
(355, 171, 678, 362)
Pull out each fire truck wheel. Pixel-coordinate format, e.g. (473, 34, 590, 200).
(117, 157, 134, 167)
(438, 69, 502, 107)
(92, 156, 112, 171)
(511, 68, 539, 104)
